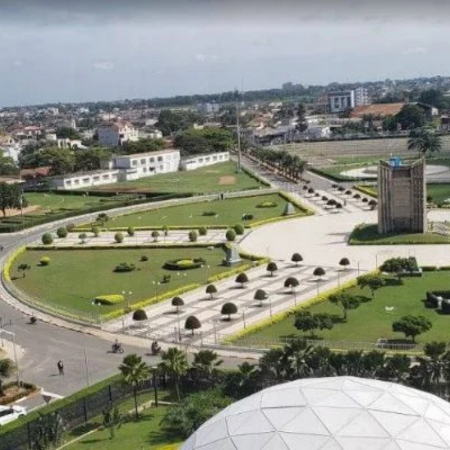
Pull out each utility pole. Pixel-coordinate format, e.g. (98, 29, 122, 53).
(236, 95, 242, 172)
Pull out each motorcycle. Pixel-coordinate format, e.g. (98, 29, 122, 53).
(29, 316, 37, 325)
(111, 343, 124, 353)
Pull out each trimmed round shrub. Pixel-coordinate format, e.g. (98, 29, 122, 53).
(41, 233, 53, 245)
(185, 315, 201, 335)
(151, 230, 160, 241)
(242, 213, 254, 221)
(302, 185, 308, 190)
(235, 272, 249, 287)
(140, 255, 149, 262)
(291, 253, 303, 265)
(66, 223, 75, 232)
(266, 261, 278, 276)
(56, 227, 68, 238)
(369, 199, 377, 206)
(332, 184, 338, 189)
(335, 203, 343, 209)
(92, 226, 100, 237)
(133, 309, 147, 321)
(221, 302, 238, 320)
(114, 232, 124, 243)
(188, 230, 198, 242)
(206, 284, 217, 299)
(233, 223, 245, 235)
(339, 257, 350, 268)
(127, 227, 135, 236)
(202, 211, 217, 216)
(337, 186, 345, 192)
(164, 258, 206, 270)
(172, 296, 184, 308)
(40, 256, 51, 266)
(94, 295, 124, 305)
(353, 193, 361, 199)
(198, 227, 208, 236)
(326, 199, 337, 206)
(308, 188, 315, 194)
(257, 201, 277, 208)
(362, 197, 369, 203)
(114, 262, 136, 273)
(321, 196, 328, 202)
(345, 190, 352, 195)
(284, 277, 299, 289)
(79, 233, 87, 243)
(226, 229, 236, 242)
(254, 289, 268, 306)
(313, 267, 326, 278)
(162, 225, 169, 236)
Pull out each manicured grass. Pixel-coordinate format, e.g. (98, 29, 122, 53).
(349, 224, 450, 245)
(66, 405, 181, 450)
(90, 162, 263, 194)
(24, 193, 112, 213)
(240, 272, 450, 344)
(12, 248, 247, 315)
(100, 194, 302, 228)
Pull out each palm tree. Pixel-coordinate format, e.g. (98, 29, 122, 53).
(281, 339, 314, 379)
(159, 347, 189, 402)
(408, 127, 442, 157)
(192, 350, 223, 377)
(118, 354, 150, 419)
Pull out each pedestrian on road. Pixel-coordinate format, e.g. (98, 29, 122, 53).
(57, 360, 64, 376)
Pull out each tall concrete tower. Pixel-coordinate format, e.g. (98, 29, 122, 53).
(378, 158, 427, 234)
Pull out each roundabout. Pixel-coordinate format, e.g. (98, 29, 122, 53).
(340, 164, 450, 180)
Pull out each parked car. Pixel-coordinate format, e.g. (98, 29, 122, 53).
(0, 405, 27, 426)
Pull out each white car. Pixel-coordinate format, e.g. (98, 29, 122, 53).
(0, 405, 27, 426)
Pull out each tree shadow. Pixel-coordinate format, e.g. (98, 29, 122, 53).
(71, 422, 101, 437)
(383, 278, 404, 287)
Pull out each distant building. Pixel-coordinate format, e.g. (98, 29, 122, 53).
(354, 87, 370, 106)
(378, 158, 427, 234)
(97, 121, 139, 146)
(50, 169, 120, 190)
(197, 102, 220, 115)
(180, 152, 230, 171)
(113, 149, 181, 180)
(327, 91, 355, 113)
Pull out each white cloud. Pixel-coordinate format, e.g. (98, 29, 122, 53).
(195, 53, 206, 62)
(92, 60, 114, 70)
(403, 47, 426, 55)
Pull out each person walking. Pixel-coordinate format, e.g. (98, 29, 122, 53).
(57, 360, 64, 376)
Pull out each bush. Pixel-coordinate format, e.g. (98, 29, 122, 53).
(164, 258, 206, 270)
(133, 309, 147, 321)
(257, 201, 277, 208)
(66, 223, 75, 232)
(151, 230, 160, 241)
(291, 253, 303, 265)
(226, 229, 236, 242)
(39, 256, 51, 266)
(94, 295, 124, 305)
(242, 213, 254, 221)
(185, 315, 201, 334)
(221, 302, 238, 320)
(313, 267, 325, 278)
(114, 232, 124, 243)
(41, 233, 53, 245)
(198, 227, 208, 236)
(92, 226, 100, 237)
(233, 223, 245, 235)
(206, 284, 217, 299)
(79, 232, 87, 243)
(266, 261, 278, 276)
(422, 266, 438, 272)
(235, 272, 249, 287)
(162, 225, 169, 236)
(140, 255, 149, 262)
(114, 262, 136, 273)
(188, 230, 198, 242)
(56, 227, 68, 238)
(127, 226, 135, 236)
(172, 296, 184, 308)
(202, 211, 217, 216)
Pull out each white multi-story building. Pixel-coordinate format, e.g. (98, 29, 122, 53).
(97, 121, 139, 147)
(328, 91, 355, 113)
(50, 169, 120, 190)
(180, 152, 230, 171)
(354, 87, 370, 106)
(113, 149, 181, 180)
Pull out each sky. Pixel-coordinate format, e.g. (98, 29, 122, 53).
(1, 0, 450, 106)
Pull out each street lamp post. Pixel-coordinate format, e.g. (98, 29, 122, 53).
(92, 301, 102, 326)
(83, 334, 90, 388)
(268, 296, 273, 318)
(293, 288, 297, 306)
(152, 367, 159, 407)
(122, 291, 132, 310)
(242, 307, 246, 328)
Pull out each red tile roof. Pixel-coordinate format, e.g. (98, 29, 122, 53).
(350, 103, 405, 118)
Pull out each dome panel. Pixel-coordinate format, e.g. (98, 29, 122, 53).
(226, 410, 274, 436)
(262, 406, 306, 429)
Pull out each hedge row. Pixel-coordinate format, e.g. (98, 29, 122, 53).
(224, 277, 362, 344)
(73, 224, 249, 232)
(2, 246, 26, 282)
(421, 266, 450, 272)
(353, 185, 377, 198)
(27, 242, 223, 251)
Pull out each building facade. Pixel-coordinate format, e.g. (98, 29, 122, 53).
(378, 158, 427, 234)
(180, 152, 230, 171)
(327, 91, 355, 113)
(354, 87, 370, 106)
(50, 169, 120, 190)
(97, 121, 139, 146)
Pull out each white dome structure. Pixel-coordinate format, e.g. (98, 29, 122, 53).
(181, 376, 450, 450)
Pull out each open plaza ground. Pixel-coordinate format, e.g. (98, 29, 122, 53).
(96, 193, 302, 229)
(12, 247, 247, 315)
(89, 162, 263, 194)
(236, 271, 450, 345)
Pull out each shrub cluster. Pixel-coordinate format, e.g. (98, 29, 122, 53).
(256, 201, 277, 208)
(94, 294, 124, 305)
(113, 262, 136, 272)
(40, 256, 51, 266)
(164, 258, 206, 270)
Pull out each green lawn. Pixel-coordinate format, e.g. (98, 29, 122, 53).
(90, 162, 263, 194)
(99, 194, 302, 228)
(239, 272, 450, 345)
(23, 193, 112, 213)
(349, 224, 450, 245)
(12, 248, 247, 315)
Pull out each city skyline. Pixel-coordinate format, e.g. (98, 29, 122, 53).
(1, 1, 450, 106)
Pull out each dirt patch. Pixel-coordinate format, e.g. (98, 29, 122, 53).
(218, 176, 236, 185)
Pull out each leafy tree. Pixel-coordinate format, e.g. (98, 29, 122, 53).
(41, 233, 53, 245)
(156, 110, 203, 136)
(205, 284, 217, 299)
(356, 274, 385, 298)
(31, 412, 66, 450)
(296, 103, 308, 132)
(221, 302, 238, 320)
(419, 88, 448, 109)
(254, 289, 268, 307)
(118, 354, 150, 419)
(233, 223, 245, 235)
(172, 296, 184, 313)
(392, 315, 432, 342)
(185, 315, 201, 335)
(408, 128, 441, 157)
(380, 257, 418, 279)
(339, 257, 350, 270)
(121, 138, 165, 155)
(266, 261, 278, 277)
(162, 390, 232, 438)
(192, 350, 223, 377)
(174, 128, 234, 155)
(188, 230, 198, 242)
(396, 104, 426, 130)
(0, 358, 16, 394)
(294, 311, 319, 337)
(56, 126, 81, 140)
(313, 267, 325, 280)
(78, 233, 87, 244)
(315, 313, 334, 332)
(0, 153, 19, 176)
(198, 226, 208, 236)
(291, 253, 303, 266)
(0, 182, 23, 217)
(159, 347, 189, 401)
(74, 147, 111, 172)
(223, 362, 259, 399)
(102, 403, 122, 440)
(284, 276, 299, 293)
(92, 226, 100, 237)
(151, 230, 160, 242)
(329, 293, 360, 321)
(22, 146, 75, 175)
(235, 272, 248, 288)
